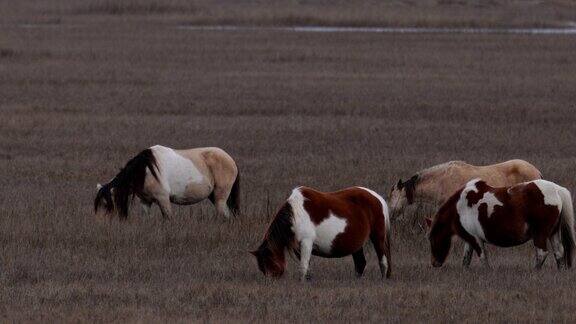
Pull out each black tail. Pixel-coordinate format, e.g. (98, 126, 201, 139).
(383, 227, 392, 278)
(94, 148, 159, 219)
(559, 187, 575, 268)
(226, 171, 240, 216)
(561, 223, 574, 268)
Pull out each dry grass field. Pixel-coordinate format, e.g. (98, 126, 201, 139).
(2, 0, 576, 322)
(6, 0, 576, 28)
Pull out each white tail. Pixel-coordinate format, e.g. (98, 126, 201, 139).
(558, 187, 575, 268)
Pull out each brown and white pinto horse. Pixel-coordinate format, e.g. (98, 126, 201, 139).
(251, 186, 392, 281)
(95, 145, 240, 220)
(389, 159, 542, 214)
(427, 178, 575, 270)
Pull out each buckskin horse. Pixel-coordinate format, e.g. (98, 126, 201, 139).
(94, 145, 240, 220)
(251, 186, 392, 281)
(389, 159, 542, 213)
(427, 178, 575, 270)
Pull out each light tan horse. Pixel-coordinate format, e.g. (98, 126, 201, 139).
(95, 145, 239, 220)
(389, 159, 541, 213)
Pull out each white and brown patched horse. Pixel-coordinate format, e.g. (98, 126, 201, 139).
(389, 159, 542, 213)
(427, 178, 575, 270)
(94, 145, 240, 219)
(251, 186, 392, 281)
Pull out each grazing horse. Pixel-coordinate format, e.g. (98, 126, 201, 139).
(94, 145, 240, 219)
(251, 186, 392, 281)
(389, 159, 542, 213)
(427, 178, 575, 270)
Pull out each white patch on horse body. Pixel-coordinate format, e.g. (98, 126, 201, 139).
(533, 180, 561, 208)
(289, 188, 316, 243)
(151, 145, 205, 198)
(478, 192, 503, 218)
(289, 187, 347, 255)
(313, 212, 348, 253)
(456, 179, 488, 241)
(357, 187, 390, 230)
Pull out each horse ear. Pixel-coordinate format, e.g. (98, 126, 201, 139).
(96, 183, 102, 190)
(397, 179, 403, 189)
(425, 217, 432, 227)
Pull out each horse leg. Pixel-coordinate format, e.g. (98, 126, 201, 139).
(352, 248, 367, 278)
(533, 237, 549, 270)
(462, 242, 473, 267)
(215, 199, 232, 219)
(549, 232, 565, 270)
(479, 242, 490, 268)
(157, 196, 173, 220)
(370, 232, 389, 279)
(211, 188, 232, 219)
(299, 239, 313, 282)
(140, 198, 152, 217)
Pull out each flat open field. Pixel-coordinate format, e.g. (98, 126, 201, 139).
(2, 2, 576, 322)
(5, 0, 576, 28)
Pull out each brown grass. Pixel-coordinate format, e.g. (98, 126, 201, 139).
(4, 0, 576, 28)
(2, 8, 576, 322)
(73, 0, 198, 15)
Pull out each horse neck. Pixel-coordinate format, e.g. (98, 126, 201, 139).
(434, 192, 462, 235)
(409, 175, 440, 204)
(265, 202, 295, 251)
(264, 228, 291, 256)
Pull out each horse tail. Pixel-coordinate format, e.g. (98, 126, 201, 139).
(383, 201, 392, 278)
(558, 187, 575, 268)
(226, 170, 240, 216)
(110, 148, 159, 219)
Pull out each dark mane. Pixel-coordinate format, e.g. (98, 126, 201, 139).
(404, 174, 419, 204)
(261, 202, 295, 252)
(94, 148, 159, 218)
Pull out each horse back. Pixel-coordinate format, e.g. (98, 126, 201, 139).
(171, 147, 238, 185)
(493, 159, 542, 183)
(299, 187, 386, 225)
